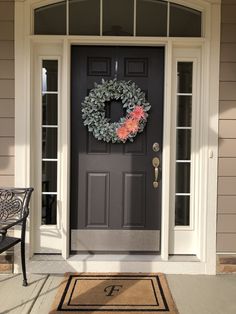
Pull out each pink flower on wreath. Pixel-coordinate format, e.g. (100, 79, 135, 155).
(116, 126, 129, 140)
(124, 118, 139, 133)
(130, 105, 146, 121)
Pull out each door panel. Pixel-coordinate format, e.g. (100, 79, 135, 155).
(70, 46, 164, 252)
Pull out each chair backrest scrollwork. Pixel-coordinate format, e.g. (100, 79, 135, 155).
(0, 188, 34, 223)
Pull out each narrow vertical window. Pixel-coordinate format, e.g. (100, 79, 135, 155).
(175, 62, 193, 226)
(41, 60, 58, 225)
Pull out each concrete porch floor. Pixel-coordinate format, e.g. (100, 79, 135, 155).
(0, 274, 236, 314)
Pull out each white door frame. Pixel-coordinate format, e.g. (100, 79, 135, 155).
(14, 0, 221, 274)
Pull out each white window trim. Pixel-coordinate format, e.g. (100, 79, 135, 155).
(169, 49, 202, 256)
(33, 55, 62, 253)
(14, 0, 221, 274)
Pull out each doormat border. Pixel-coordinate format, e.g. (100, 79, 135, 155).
(50, 273, 178, 314)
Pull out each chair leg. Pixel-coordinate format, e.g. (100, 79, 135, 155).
(21, 234, 28, 286)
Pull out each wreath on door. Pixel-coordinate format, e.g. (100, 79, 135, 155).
(81, 79, 151, 143)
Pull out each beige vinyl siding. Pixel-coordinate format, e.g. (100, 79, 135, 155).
(217, 234, 236, 252)
(0, 0, 14, 188)
(220, 101, 236, 119)
(218, 195, 236, 214)
(219, 158, 236, 176)
(217, 1, 236, 252)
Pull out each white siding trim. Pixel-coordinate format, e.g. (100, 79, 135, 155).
(204, 2, 221, 274)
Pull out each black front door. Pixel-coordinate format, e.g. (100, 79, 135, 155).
(71, 46, 164, 253)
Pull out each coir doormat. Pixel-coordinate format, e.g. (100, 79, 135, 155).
(50, 273, 178, 314)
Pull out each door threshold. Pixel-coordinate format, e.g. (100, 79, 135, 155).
(69, 254, 163, 262)
(25, 254, 209, 274)
(31, 253, 199, 263)
(68, 254, 199, 262)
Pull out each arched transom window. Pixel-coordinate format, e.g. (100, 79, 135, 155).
(34, 0, 202, 37)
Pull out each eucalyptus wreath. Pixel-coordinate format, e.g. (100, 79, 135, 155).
(81, 79, 151, 143)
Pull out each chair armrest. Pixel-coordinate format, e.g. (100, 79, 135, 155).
(0, 216, 27, 234)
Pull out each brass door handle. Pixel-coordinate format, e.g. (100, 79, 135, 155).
(152, 157, 160, 188)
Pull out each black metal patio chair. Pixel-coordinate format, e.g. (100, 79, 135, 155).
(0, 188, 34, 286)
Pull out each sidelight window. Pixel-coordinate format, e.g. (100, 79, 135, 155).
(34, 0, 202, 37)
(41, 60, 58, 225)
(175, 62, 193, 227)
